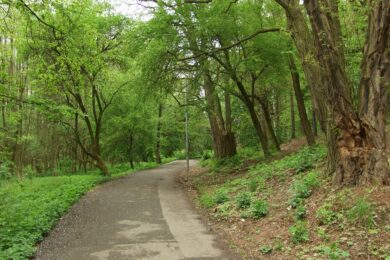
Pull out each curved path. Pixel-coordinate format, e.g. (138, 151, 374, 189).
(35, 161, 238, 260)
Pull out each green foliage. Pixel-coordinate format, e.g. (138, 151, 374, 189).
(315, 243, 350, 260)
(201, 150, 214, 161)
(249, 146, 326, 180)
(289, 221, 310, 244)
(240, 209, 251, 219)
(259, 245, 273, 254)
(347, 197, 375, 227)
(213, 155, 244, 173)
(213, 188, 230, 204)
(290, 171, 321, 206)
(316, 202, 342, 226)
(173, 150, 187, 160)
(251, 200, 269, 219)
(0, 175, 106, 259)
(295, 205, 307, 220)
(235, 192, 252, 209)
(248, 179, 258, 192)
(0, 161, 12, 182)
(200, 194, 215, 209)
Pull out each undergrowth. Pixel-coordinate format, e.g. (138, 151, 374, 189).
(193, 145, 390, 259)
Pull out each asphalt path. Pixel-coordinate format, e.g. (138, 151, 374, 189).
(35, 161, 238, 260)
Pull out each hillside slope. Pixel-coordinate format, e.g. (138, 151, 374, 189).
(182, 146, 390, 259)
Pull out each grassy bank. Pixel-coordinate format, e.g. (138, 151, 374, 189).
(186, 146, 390, 259)
(0, 158, 175, 259)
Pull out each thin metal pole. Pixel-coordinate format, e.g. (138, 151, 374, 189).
(185, 86, 189, 174)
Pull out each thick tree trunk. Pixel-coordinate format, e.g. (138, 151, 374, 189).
(95, 155, 110, 176)
(304, 0, 390, 185)
(203, 72, 237, 159)
(288, 54, 315, 146)
(155, 104, 163, 164)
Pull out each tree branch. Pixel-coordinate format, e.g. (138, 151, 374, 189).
(178, 28, 280, 61)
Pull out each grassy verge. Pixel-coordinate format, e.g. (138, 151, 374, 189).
(0, 158, 176, 259)
(187, 146, 390, 259)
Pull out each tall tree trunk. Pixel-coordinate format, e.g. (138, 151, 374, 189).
(203, 72, 237, 159)
(304, 0, 390, 185)
(155, 104, 163, 164)
(278, 0, 328, 133)
(288, 54, 315, 146)
(230, 75, 270, 156)
(312, 108, 318, 137)
(290, 91, 296, 139)
(257, 97, 281, 150)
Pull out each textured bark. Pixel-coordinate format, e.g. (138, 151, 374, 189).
(304, 0, 390, 185)
(204, 72, 237, 159)
(283, 1, 328, 133)
(290, 91, 296, 139)
(312, 108, 318, 137)
(289, 54, 315, 146)
(257, 96, 281, 150)
(95, 155, 109, 176)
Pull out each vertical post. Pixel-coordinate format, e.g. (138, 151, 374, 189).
(185, 86, 189, 174)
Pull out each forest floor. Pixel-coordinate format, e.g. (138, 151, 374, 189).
(35, 161, 238, 260)
(179, 142, 390, 259)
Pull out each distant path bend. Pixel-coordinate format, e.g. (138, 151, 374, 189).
(35, 160, 238, 260)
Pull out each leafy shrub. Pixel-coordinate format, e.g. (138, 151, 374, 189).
(289, 221, 310, 244)
(315, 243, 350, 260)
(240, 210, 251, 219)
(294, 161, 314, 174)
(295, 205, 307, 220)
(173, 150, 186, 160)
(293, 181, 312, 199)
(0, 161, 12, 181)
(251, 200, 269, 219)
(235, 192, 252, 209)
(213, 189, 230, 204)
(248, 179, 258, 192)
(201, 150, 214, 161)
(291, 171, 321, 203)
(316, 202, 341, 225)
(347, 197, 375, 227)
(290, 197, 304, 209)
(200, 194, 215, 208)
(303, 171, 321, 188)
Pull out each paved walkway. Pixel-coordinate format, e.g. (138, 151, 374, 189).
(35, 161, 238, 260)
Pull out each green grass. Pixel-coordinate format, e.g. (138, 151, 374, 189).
(0, 159, 175, 259)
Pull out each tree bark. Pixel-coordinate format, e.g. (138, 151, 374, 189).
(290, 91, 296, 139)
(203, 72, 237, 159)
(257, 96, 281, 150)
(288, 54, 315, 146)
(278, 0, 328, 133)
(312, 108, 318, 137)
(304, 0, 390, 185)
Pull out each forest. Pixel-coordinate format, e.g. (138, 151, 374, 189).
(0, 0, 389, 259)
